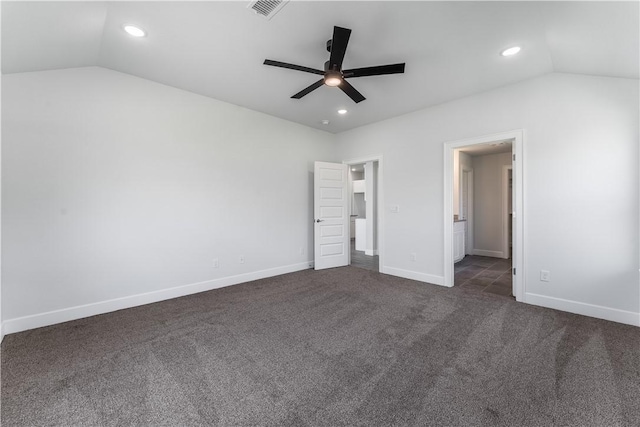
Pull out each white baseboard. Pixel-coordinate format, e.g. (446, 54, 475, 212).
(472, 249, 504, 258)
(382, 266, 445, 287)
(3, 262, 314, 336)
(364, 249, 379, 256)
(525, 292, 640, 327)
(1, 322, 4, 343)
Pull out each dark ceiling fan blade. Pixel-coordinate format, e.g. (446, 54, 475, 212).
(339, 80, 365, 103)
(328, 26, 351, 70)
(264, 59, 324, 75)
(291, 79, 325, 99)
(343, 63, 406, 78)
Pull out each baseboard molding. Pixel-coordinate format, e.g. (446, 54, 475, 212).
(472, 249, 504, 258)
(3, 261, 314, 336)
(0, 322, 4, 343)
(364, 249, 379, 256)
(525, 292, 640, 327)
(383, 267, 445, 287)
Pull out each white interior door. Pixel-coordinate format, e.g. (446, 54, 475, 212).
(314, 161, 349, 270)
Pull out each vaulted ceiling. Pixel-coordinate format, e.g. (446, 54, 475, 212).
(3, 1, 638, 133)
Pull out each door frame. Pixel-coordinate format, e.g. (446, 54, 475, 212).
(443, 130, 524, 302)
(343, 155, 384, 273)
(502, 165, 513, 260)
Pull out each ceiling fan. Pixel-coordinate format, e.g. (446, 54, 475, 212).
(263, 26, 405, 104)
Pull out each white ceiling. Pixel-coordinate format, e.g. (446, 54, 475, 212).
(458, 141, 512, 157)
(2, 1, 638, 134)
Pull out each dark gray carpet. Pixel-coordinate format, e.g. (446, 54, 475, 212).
(2, 267, 639, 426)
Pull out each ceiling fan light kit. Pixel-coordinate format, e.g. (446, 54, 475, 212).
(324, 71, 342, 87)
(263, 26, 406, 103)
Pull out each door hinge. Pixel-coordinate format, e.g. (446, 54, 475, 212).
(512, 267, 516, 275)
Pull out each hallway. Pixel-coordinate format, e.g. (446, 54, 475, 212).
(455, 255, 513, 297)
(350, 239, 379, 272)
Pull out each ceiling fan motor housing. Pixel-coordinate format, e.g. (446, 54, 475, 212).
(324, 60, 340, 72)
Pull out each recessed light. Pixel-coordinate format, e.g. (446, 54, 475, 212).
(351, 168, 357, 171)
(124, 25, 146, 38)
(337, 109, 348, 115)
(321, 120, 330, 125)
(501, 46, 521, 57)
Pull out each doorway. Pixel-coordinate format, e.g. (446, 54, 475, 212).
(344, 156, 383, 272)
(444, 130, 524, 301)
(454, 143, 512, 296)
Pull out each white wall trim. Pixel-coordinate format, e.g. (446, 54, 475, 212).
(383, 266, 445, 287)
(472, 249, 504, 258)
(2, 262, 313, 336)
(525, 292, 640, 327)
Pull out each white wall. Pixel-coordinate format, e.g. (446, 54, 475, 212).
(472, 151, 512, 256)
(364, 161, 376, 255)
(2, 66, 336, 331)
(453, 149, 460, 216)
(2, 68, 638, 332)
(453, 149, 472, 217)
(350, 170, 365, 218)
(336, 72, 639, 325)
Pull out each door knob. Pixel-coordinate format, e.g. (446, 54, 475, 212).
(316, 219, 324, 223)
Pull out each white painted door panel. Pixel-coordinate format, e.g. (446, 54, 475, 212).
(314, 162, 349, 270)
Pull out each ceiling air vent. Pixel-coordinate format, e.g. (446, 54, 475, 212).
(247, 0, 289, 20)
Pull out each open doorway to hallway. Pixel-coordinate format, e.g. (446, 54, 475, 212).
(453, 141, 513, 296)
(347, 161, 379, 272)
(443, 130, 524, 301)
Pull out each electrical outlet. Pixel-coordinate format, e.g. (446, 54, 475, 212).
(390, 205, 400, 213)
(540, 270, 550, 282)
(410, 253, 417, 261)
(213, 258, 219, 268)
(239, 255, 245, 264)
